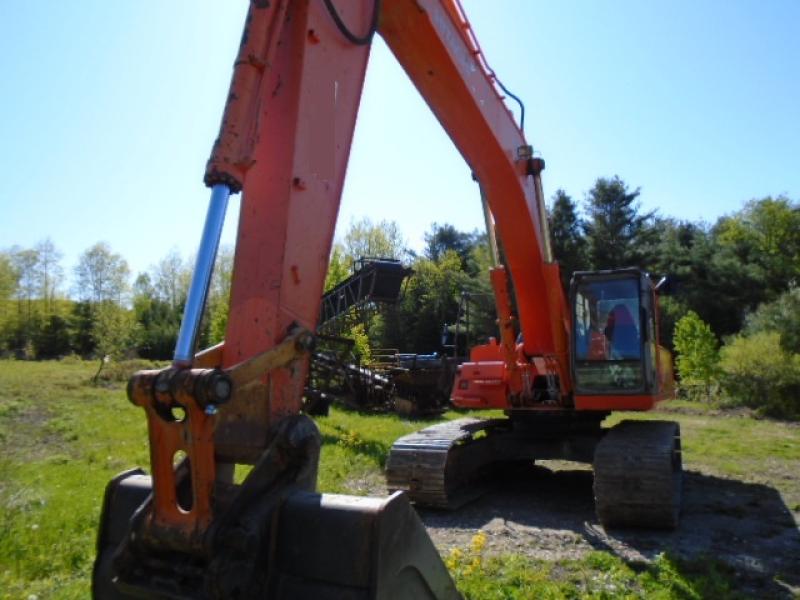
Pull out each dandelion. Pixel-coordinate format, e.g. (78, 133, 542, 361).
(338, 430, 363, 449)
(469, 530, 487, 554)
(445, 547, 464, 571)
(463, 556, 482, 576)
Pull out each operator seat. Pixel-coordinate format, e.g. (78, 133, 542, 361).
(604, 304, 639, 359)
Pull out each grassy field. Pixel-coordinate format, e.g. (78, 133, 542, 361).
(1, 359, 798, 599)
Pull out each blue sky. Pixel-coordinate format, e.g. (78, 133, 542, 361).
(1, 1, 798, 285)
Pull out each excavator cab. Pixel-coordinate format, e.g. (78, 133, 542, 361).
(570, 269, 669, 407)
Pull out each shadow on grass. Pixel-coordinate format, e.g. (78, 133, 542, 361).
(418, 466, 800, 598)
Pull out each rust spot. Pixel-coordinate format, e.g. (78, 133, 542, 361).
(307, 29, 320, 44)
(292, 177, 306, 191)
(291, 265, 300, 285)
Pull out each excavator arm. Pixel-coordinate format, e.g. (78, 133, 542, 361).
(203, 0, 571, 462)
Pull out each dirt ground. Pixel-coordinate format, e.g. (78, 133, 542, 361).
(414, 461, 800, 598)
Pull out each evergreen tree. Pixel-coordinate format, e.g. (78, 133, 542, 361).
(35, 314, 72, 358)
(424, 223, 479, 269)
(133, 273, 179, 359)
(583, 176, 655, 270)
(548, 189, 586, 289)
(69, 301, 96, 356)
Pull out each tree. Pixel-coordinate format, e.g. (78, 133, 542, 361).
(11, 247, 40, 318)
(673, 311, 719, 400)
(424, 223, 478, 268)
(381, 250, 470, 353)
(744, 286, 800, 354)
(719, 332, 800, 418)
(715, 196, 800, 302)
(206, 245, 234, 345)
(324, 244, 351, 292)
(342, 217, 406, 263)
(91, 302, 138, 381)
(35, 314, 72, 358)
(69, 302, 95, 356)
(548, 189, 586, 289)
(154, 248, 190, 309)
(0, 252, 19, 302)
(133, 272, 179, 360)
(133, 272, 155, 299)
(35, 238, 63, 313)
(583, 176, 656, 270)
(74, 242, 130, 304)
(0, 253, 20, 350)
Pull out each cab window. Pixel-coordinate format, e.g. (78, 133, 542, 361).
(573, 277, 644, 393)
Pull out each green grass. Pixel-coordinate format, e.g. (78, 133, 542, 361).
(314, 407, 499, 495)
(607, 405, 800, 506)
(450, 546, 743, 599)
(0, 360, 147, 599)
(1, 359, 798, 598)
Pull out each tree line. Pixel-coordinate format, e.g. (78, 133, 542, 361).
(2, 176, 798, 415)
(0, 241, 231, 362)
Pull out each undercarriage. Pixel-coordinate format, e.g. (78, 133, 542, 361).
(386, 413, 682, 529)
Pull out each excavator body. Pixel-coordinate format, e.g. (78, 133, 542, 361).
(387, 269, 682, 528)
(452, 268, 674, 412)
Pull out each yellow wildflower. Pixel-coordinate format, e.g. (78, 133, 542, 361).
(469, 531, 487, 554)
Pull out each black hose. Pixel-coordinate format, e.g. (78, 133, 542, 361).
(323, 0, 381, 46)
(494, 77, 526, 133)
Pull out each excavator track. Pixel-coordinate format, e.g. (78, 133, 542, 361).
(386, 418, 508, 509)
(593, 420, 682, 529)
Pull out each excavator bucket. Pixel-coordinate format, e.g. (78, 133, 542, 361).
(93, 415, 459, 599)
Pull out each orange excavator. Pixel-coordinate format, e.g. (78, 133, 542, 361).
(94, 1, 680, 598)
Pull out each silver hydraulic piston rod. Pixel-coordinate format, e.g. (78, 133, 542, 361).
(173, 183, 231, 366)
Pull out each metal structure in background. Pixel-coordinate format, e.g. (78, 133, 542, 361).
(305, 338, 396, 415)
(303, 259, 410, 415)
(317, 258, 411, 336)
(309, 260, 457, 417)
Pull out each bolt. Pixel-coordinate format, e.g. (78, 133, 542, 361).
(214, 378, 231, 402)
(200, 370, 232, 405)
